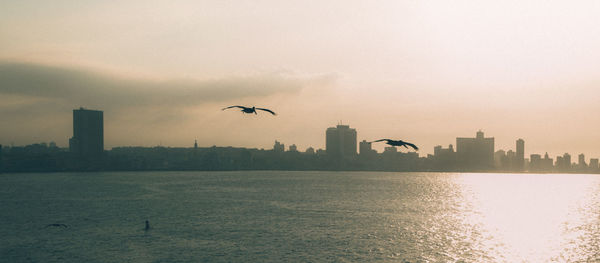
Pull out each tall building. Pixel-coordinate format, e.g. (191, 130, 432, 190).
(563, 153, 572, 170)
(69, 107, 103, 157)
(555, 156, 564, 169)
(578, 153, 587, 168)
(516, 139, 525, 171)
(589, 158, 599, 171)
(273, 140, 284, 152)
(456, 130, 495, 170)
(326, 124, 357, 158)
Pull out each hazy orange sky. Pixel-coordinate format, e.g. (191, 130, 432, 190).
(1, 0, 599, 158)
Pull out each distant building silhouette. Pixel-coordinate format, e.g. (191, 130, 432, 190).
(530, 154, 542, 171)
(516, 139, 525, 171)
(69, 107, 103, 157)
(288, 144, 298, 152)
(456, 130, 494, 170)
(326, 124, 357, 158)
(433, 144, 456, 170)
(494, 150, 506, 170)
(273, 140, 284, 152)
(383, 146, 397, 154)
(563, 153, 572, 169)
(555, 156, 564, 169)
(359, 140, 377, 156)
(589, 158, 599, 171)
(542, 152, 553, 171)
(578, 153, 586, 168)
(305, 147, 315, 154)
(506, 150, 516, 170)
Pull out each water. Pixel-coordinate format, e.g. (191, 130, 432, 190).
(1, 171, 600, 262)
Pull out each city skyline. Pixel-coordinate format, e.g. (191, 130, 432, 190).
(2, 1, 600, 158)
(3, 107, 599, 169)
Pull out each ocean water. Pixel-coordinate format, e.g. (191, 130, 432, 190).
(1, 171, 600, 262)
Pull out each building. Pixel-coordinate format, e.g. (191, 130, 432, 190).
(384, 146, 397, 154)
(494, 150, 507, 170)
(530, 154, 542, 171)
(456, 130, 495, 170)
(541, 152, 553, 171)
(563, 153, 572, 170)
(359, 140, 376, 156)
(516, 139, 525, 171)
(69, 107, 104, 157)
(555, 156, 564, 169)
(578, 154, 587, 168)
(326, 124, 357, 158)
(273, 141, 284, 152)
(305, 147, 315, 155)
(589, 158, 599, 171)
(288, 144, 298, 152)
(434, 144, 454, 157)
(433, 144, 456, 170)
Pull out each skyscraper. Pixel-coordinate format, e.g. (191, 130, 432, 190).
(273, 140, 284, 152)
(69, 107, 104, 157)
(589, 158, 599, 171)
(578, 153, 587, 168)
(563, 153, 572, 170)
(516, 139, 524, 171)
(456, 130, 495, 170)
(326, 124, 357, 158)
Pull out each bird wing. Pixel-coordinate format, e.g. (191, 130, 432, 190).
(222, 105, 246, 111)
(404, 142, 419, 151)
(372, 139, 391, 143)
(256, 108, 276, 115)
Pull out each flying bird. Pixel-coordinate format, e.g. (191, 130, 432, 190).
(372, 139, 419, 151)
(222, 105, 276, 115)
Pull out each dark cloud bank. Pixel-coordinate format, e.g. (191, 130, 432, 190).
(0, 62, 334, 144)
(0, 62, 323, 111)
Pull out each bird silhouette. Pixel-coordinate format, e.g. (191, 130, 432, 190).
(222, 105, 276, 115)
(372, 139, 419, 151)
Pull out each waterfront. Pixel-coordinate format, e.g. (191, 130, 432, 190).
(1, 171, 600, 262)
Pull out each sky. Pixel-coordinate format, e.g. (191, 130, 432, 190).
(1, 0, 600, 158)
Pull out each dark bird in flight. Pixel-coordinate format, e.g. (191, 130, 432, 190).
(372, 139, 419, 151)
(222, 105, 276, 115)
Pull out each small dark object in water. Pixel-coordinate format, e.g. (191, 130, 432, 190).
(145, 220, 150, 231)
(45, 223, 68, 228)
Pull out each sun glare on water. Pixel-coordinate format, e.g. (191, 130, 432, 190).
(457, 173, 600, 262)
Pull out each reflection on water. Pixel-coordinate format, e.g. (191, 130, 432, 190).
(0, 172, 600, 262)
(458, 173, 600, 262)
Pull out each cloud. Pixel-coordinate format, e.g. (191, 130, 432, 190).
(0, 61, 336, 146)
(0, 62, 322, 110)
